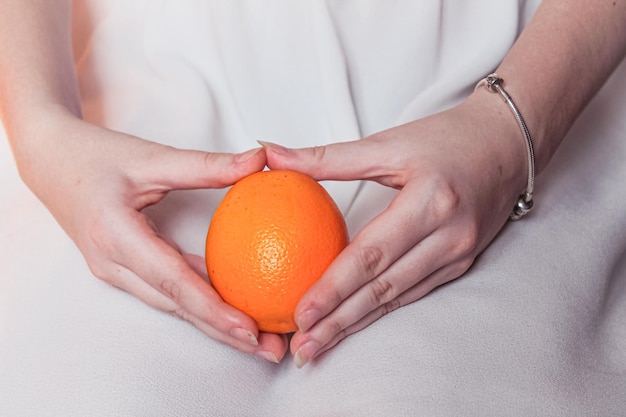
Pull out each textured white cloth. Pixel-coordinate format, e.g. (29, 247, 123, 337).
(2, 1, 626, 415)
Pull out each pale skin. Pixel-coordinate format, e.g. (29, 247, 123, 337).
(1, 1, 625, 367)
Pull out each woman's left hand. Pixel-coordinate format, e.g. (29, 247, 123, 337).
(264, 92, 530, 367)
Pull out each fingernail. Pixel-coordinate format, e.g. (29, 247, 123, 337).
(257, 140, 288, 154)
(230, 327, 259, 346)
(256, 350, 280, 364)
(235, 147, 262, 163)
(297, 309, 321, 333)
(294, 340, 320, 369)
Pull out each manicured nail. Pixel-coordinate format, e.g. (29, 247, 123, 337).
(235, 147, 262, 163)
(257, 140, 288, 154)
(294, 340, 320, 369)
(297, 309, 321, 333)
(230, 327, 259, 346)
(256, 350, 280, 364)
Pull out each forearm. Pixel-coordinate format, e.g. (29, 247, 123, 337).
(482, 0, 626, 174)
(0, 0, 80, 147)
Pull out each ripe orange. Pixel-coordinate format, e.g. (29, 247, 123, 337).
(205, 169, 349, 333)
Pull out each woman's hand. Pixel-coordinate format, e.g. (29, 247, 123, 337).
(264, 92, 529, 367)
(16, 110, 287, 363)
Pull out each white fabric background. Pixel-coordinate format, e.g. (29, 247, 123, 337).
(1, 1, 625, 416)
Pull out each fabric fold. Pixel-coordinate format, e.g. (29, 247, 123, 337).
(2, 1, 626, 415)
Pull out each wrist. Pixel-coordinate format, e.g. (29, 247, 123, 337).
(5, 102, 81, 156)
(462, 87, 529, 206)
(5, 104, 84, 188)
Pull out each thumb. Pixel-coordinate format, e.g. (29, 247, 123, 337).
(260, 139, 386, 182)
(143, 146, 267, 190)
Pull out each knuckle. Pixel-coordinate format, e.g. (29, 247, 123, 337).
(160, 279, 182, 303)
(86, 209, 131, 264)
(326, 318, 345, 337)
(307, 145, 328, 177)
(357, 245, 387, 276)
(380, 298, 402, 317)
(203, 150, 220, 172)
(453, 223, 480, 257)
(311, 145, 327, 162)
(332, 328, 348, 348)
(305, 286, 342, 315)
(82, 244, 122, 285)
(429, 182, 461, 222)
(88, 217, 116, 255)
(454, 257, 476, 277)
(203, 151, 232, 187)
(320, 282, 345, 309)
(367, 277, 396, 306)
(170, 307, 191, 322)
(313, 317, 348, 347)
(87, 261, 115, 284)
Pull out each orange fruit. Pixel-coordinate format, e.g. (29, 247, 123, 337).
(205, 169, 349, 333)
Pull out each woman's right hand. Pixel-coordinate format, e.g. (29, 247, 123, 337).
(14, 109, 287, 363)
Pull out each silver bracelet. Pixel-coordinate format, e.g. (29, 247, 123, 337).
(475, 73, 535, 220)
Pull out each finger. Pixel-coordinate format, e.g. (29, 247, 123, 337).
(107, 262, 288, 361)
(293, 229, 472, 354)
(183, 308, 288, 361)
(182, 253, 211, 284)
(136, 145, 267, 192)
(294, 181, 452, 334)
(106, 260, 181, 313)
(145, 219, 209, 285)
(106, 209, 263, 346)
(179, 252, 289, 361)
(261, 138, 403, 185)
(291, 258, 472, 367)
(255, 332, 290, 363)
